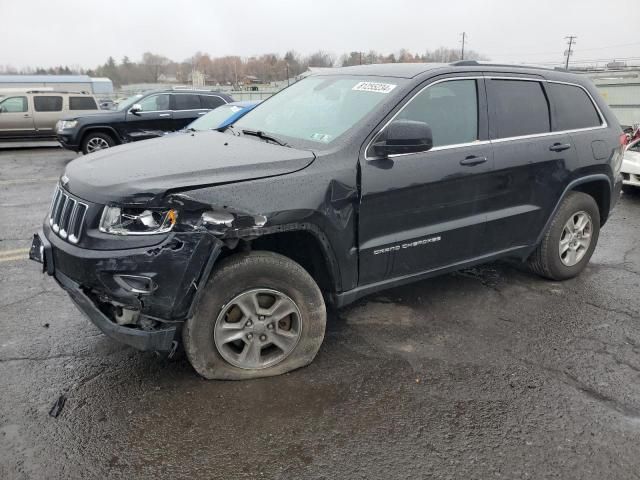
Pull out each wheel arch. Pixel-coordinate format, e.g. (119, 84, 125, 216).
(532, 174, 612, 253)
(80, 126, 122, 146)
(217, 224, 342, 296)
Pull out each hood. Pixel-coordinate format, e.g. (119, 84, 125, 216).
(63, 130, 316, 205)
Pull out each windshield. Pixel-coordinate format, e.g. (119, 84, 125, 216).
(116, 94, 144, 111)
(189, 104, 243, 131)
(234, 76, 402, 146)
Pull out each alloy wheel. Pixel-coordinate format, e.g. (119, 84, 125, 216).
(86, 137, 110, 152)
(213, 288, 302, 369)
(559, 211, 592, 266)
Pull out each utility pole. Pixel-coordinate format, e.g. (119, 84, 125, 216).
(286, 64, 290, 86)
(359, 52, 363, 65)
(564, 35, 577, 70)
(460, 32, 466, 60)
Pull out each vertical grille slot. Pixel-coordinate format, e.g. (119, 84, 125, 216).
(48, 186, 88, 243)
(68, 203, 87, 244)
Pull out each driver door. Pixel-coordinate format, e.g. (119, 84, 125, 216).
(358, 76, 494, 284)
(124, 93, 174, 140)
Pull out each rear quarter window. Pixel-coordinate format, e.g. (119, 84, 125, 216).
(547, 83, 602, 131)
(34, 96, 63, 112)
(200, 95, 226, 109)
(488, 79, 550, 138)
(69, 96, 98, 110)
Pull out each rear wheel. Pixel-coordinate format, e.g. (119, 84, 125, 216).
(183, 251, 326, 380)
(82, 132, 114, 154)
(528, 191, 600, 280)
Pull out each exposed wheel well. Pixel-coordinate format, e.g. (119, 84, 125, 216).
(218, 231, 335, 294)
(571, 179, 611, 225)
(81, 128, 120, 146)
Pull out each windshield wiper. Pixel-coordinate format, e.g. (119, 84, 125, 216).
(241, 129, 290, 147)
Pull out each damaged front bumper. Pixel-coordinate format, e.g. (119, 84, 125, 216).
(31, 224, 222, 352)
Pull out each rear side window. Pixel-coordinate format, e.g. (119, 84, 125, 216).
(34, 96, 63, 112)
(173, 94, 201, 110)
(69, 96, 97, 110)
(200, 95, 226, 109)
(489, 80, 550, 138)
(396, 79, 478, 147)
(547, 83, 602, 131)
(0, 96, 27, 112)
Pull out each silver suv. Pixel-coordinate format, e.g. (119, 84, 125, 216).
(0, 90, 99, 141)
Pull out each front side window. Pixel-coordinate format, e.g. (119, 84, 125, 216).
(548, 83, 602, 131)
(0, 96, 27, 113)
(173, 94, 201, 110)
(69, 96, 98, 110)
(138, 94, 170, 111)
(235, 76, 403, 146)
(34, 96, 63, 112)
(395, 79, 478, 148)
(489, 79, 550, 138)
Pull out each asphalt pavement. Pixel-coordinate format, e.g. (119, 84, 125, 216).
(1, 146, 639, 479)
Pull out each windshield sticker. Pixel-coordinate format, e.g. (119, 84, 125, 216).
(352, 82, 397, 94)
(310, 133, 332, 143)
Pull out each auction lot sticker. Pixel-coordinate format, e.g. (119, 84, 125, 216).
(352, 82, 397, 93)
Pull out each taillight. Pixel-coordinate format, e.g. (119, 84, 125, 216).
(620, 133, 629, 148)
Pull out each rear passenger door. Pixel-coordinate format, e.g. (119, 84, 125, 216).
(33, 95, 63, 137)
(483, 76, 577, 252)
(359, 76, 494, 284)
(171, 93, 206, 130)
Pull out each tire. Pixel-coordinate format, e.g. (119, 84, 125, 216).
(183, 251, 326, 380)
(81, 132, 114, 154)
(528, 191, 600, 280)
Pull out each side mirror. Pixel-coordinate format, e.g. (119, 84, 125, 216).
(372, 119, 433, 157)
(129, 103, 142, 115)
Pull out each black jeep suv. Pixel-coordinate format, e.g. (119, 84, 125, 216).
(32, 62, 625, 380)
(56, 89, 233, 154)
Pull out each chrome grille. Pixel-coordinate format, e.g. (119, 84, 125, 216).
(48, 186, 88, 244)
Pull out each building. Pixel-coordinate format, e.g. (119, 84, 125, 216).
(0, 74, 114, 95)
(585, 69, 640, 127)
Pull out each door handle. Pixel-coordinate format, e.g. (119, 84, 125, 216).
(159, 113, 171, 117)
(198, 112, 207, 115)
(23, 114, 31, 118)
(549, 143, 571, 152)
(459, 155, 487, 166)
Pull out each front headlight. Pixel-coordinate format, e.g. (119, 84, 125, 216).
(57, 120, 78, 131)
(99, 206, 178, 235)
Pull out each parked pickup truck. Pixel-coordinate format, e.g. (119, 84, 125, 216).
(31, 62, 624, 380)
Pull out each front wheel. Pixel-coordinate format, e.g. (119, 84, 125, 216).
(81, 132, 114, 154)
(528, 191, 600, 280)
(183, 251, 326, 380)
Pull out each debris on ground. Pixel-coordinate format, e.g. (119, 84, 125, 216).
(49, 394, 67, 418)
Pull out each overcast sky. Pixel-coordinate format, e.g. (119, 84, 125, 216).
(1, 0, 638, 69)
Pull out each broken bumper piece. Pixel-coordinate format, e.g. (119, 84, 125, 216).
(57, 269, 177, 351)
(31, 224, 222, 352)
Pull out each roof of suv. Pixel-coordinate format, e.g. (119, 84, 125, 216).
(310, 61, 584, 82)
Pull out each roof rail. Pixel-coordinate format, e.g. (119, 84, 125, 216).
(450, 60, 555, 71)
(25, 89, 92, 94)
